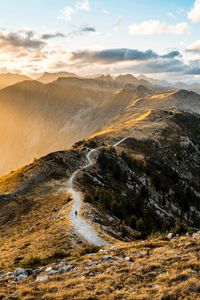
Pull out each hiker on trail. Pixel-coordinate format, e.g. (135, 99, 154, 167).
(75, 210, 78, 216)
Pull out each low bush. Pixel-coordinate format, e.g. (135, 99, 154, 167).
(22, 249, 70, 268)
(79, 246, 100, 256)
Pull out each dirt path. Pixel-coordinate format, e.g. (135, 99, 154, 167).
(67, 111, 151, 245)
(67, 148, 109, 246)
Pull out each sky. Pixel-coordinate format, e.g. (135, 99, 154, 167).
(0, 0, 200, 81)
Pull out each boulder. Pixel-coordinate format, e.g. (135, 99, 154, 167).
(14, 268, 28, 276)
(45, 266, 53, 273)
(17, 274, 28, 281)
(167, 233, 174, 239)
(35, 275, 48, 282)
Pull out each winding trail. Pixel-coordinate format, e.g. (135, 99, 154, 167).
(67, 111, 151, 246)
(68, 147, 109, 246)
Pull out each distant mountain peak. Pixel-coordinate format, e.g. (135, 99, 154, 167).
(95, 74, 114, 81)
(115, 74, 137, 83)
(0, 73, 31, 90)
(172, 89, 200, 98)
(37, 71, 77, 84)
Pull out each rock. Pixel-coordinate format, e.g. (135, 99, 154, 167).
(35, 275, 48, 282)
(48, 270, 59, 275)
(17, 274, 28, 281)
(33, 269, 41, 275)
(58, 261, 66, 268)
(58, 265, 72, 274)
(125, 257, 131, 262)
(14, 268, 28, 276)
(45, 266, 53, 273)
(193, 232, 200, 237)
(167, 233, 174, 239)
(25, 268, 33, 276)
(102, 255, 113, 260)
(99, 249, 107, 253)
(0, 272, 14, 278)
(8, 279, 17, 284)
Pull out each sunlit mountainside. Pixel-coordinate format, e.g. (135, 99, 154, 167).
(0, 73, 31, 90)
(0, 72, 200, 176)
(1, 0, 200, 299)
(0, 69, 200, 299)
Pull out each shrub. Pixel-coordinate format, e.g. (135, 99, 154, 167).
(136, 218, 145, 232)
(119, 222, 128, 237)
(173, 220, 189, 235)
(22, 249, 70, 268)
(51, 250, 70, 259)
(80, 246, 100, 256)
(22, 256, 42, 268)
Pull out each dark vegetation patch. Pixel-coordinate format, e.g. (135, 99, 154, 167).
(22, 250, 70, 268)
(83, 112, 200, 238)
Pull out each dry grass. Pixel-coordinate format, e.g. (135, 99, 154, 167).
(0, 233, 199, 299)
(89, 110, 151, 140)
(0, 178, 87, 273)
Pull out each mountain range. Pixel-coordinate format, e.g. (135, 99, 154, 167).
(0, 73, 200, 175)
(0, 70, 200, 299)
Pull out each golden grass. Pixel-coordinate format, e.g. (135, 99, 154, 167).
(88, 110, 151, 140)
(0, 179, 87, 273)
(0, 161, 37, 193)
(1, 233, 199, 299)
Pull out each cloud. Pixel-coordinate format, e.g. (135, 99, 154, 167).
(134, 58, 186, 74)
(188, 0, 200, 23)
(76, 0, 90, 11)
(71, 49, 158, 64)
(0, 30, 45, 50)
(57, 6, 75, 21)
(128, 20, 188, 35)
(70, 48, 181, 64)
(102, 9, 110, 15)
(114, 16, 123, 31)
(121, 57, 200, 75)
(0, 29, 66, 52)
(69, 47, 200, 75)
(58, 0, 90, 21)
(161, 51, 181, 59)
(80, 26, 96, 33)
(41, 32, 65, 40)
(66, 25, 97, 37)
(167, 12, 176, 19)
(186, 40, 200, 53)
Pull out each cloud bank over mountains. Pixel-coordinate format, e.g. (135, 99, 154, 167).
(0, 0, 200, 80)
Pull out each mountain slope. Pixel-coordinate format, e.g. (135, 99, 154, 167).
(0, 76, 158, 176)
(0, 73, 31, 90)
(0, 74, 199, 179)
(0, 82, 200, 299)
(37, 71, 77, 84)
(0, 77, 117, 175)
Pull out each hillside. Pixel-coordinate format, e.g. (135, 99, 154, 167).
(0, 77, 116, 175)
(0, 75, 199, 179)
(0, 80, 200, 299)
(0, 73, 31, 90)
(0, 75, 163, 175)
(0, 108, 200, 299)
(0, 233, 200, 299)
